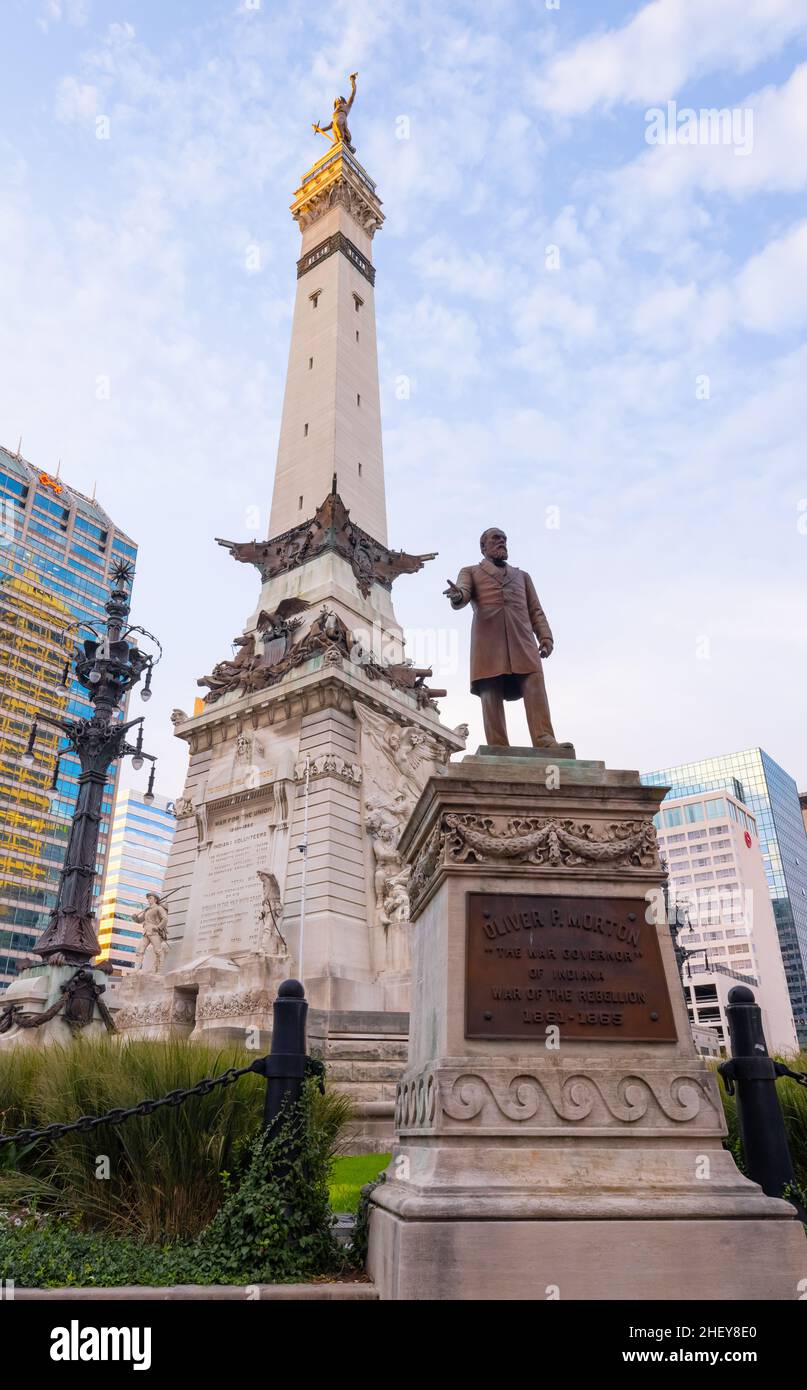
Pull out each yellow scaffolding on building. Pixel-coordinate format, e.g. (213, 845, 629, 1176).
(0, 565, 72, 903)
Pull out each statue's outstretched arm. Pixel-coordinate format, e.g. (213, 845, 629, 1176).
(345, 72, 358, 113)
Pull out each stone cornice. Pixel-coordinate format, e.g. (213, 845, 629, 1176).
(291, 146, 384, 239)
(172, 663, 465, 759)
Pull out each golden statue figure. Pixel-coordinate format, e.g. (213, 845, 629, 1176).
(313, 72, 358, 152)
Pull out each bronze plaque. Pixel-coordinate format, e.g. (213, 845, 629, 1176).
(466, 893, 677, 1042)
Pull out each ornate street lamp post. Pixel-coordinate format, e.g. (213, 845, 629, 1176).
(660, 854, 693, 993)
(24, 561, 160, 967)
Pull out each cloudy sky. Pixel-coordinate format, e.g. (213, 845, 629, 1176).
(2, 0, 806, 797)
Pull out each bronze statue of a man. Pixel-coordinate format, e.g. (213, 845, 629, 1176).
(313, 72, 358, 152)
(444, 527, 561, 749)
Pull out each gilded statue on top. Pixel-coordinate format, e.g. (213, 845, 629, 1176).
(313, 72, 358, 152)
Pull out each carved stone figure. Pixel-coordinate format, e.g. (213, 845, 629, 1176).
(365, 803, 410, 930)
(356, 705, 453, 930)
(306, 606, 352, 656)
(313, 72, 358, 151)
(257, 871, 287, 952)
(356, 706, 448, 800)
(173, 796, 195, 819)
(133, 893, 169, 973)
(382, 870, 411, 925)
(445, 526, 563, 749)
(170, 709, 189, 727)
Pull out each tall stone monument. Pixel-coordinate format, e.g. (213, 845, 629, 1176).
(111, 78, 464, 1096)
(367, 529, 806, 1299)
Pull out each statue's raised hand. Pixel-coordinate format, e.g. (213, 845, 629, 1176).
(443, 578, 463, 602)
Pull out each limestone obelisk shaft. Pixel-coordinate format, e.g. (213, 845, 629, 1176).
(269, 145, 387, 544)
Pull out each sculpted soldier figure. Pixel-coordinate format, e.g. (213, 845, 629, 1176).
(133, 893, 169, 973)
(444, 527, 563, 750)
(313, 72, 358, 151)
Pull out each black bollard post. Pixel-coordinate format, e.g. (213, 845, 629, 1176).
(258, 978, 309, 1140)
(718, 985, 805, 1219)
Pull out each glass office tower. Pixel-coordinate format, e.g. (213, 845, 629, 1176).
(97, 790, 176, 970)
(643, 749, 807, 1046)
(0, 446, 138, 985)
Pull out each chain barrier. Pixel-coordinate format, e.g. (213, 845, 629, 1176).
(0, 1060, 263, 1149)
(775, 1061, 807, 1089)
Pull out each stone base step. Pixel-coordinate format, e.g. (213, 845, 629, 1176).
(320, 1022, 408, 1154)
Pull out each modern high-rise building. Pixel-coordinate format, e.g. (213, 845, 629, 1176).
(97, 790, 176, 970)
(655, 787, 797, 1054)
(0, 446, 138, 985)
(643, 749, 807, 1047)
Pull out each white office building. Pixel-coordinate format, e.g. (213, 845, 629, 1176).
(656, 788, 797, 1055)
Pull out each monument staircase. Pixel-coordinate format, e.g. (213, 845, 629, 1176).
(311, 1011, 408, 1153)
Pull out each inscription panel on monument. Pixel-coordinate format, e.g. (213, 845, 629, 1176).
(466, 893, 676, 1042)
(196, 803, 273, 955)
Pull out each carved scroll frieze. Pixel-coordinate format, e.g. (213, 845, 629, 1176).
(196, 989, 274, 1022)
(114, 1000, 173, 1030)
(396, 1067, 719, 1132)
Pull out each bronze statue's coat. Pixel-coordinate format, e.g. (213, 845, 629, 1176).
(451, 559, 553, 697)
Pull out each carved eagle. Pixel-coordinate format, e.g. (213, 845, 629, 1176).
(256, 597, 310, 633)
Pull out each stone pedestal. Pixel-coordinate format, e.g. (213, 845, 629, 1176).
(0, 963, 115, 1049)
(367, 750, 806, 1301)
(108, 949, 292, 1043)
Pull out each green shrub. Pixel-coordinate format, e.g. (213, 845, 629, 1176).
(0, 1037, 262, 1240)
(0, 1081, 349, 1287)
(193, 1080, 344, 1284)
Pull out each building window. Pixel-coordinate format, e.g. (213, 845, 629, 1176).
(356, 393, 361, 406)
(685, 803, 704, 823)
(309, 289, 322, 308)
(663, 808, 683, 827)
(706, 798, 726, 818)
(356, 330, 359, 343)
(353, 292, 364, 312)
(304, 423, 309, 436)
(358, 462, 362, 476)
(309, 358, 313, 369)
(298, 496, 303, 510)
